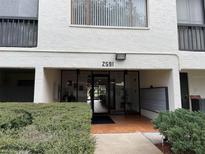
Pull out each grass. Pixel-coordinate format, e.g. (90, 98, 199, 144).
(0, 103, 95, 154)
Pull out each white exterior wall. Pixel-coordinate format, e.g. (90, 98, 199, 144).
(0, 0, 180, 70)
(34, 68, 60, 103)
(37, 0, 178, 53)
(0, 0, 199, 115)
(0, 0, 178, 54)
(140, 69, 181, 119)
(179, 52, 205, 70)
(0, 52, 180, 69)
(186, 71, 205, 98)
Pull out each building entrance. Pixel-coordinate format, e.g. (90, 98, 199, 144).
(61, 70, 140, 115)
(92, 75, 110, 114)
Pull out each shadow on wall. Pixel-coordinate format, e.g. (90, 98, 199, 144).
(0, 69, 35, 102)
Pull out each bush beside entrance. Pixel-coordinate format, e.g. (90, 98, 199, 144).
(153, 109, 205, 154)
(0, 103, 95, 154)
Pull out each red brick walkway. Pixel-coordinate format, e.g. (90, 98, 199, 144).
(92, 115, 158, 134)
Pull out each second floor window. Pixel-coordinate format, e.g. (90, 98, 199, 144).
(176, 0, 205, 24)
(71, 0, 148, 27)
(0, 0, 38, 47)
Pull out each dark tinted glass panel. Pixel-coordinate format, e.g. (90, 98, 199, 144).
(0, 0, 38, 47)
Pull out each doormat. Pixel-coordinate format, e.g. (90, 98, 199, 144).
(92, 116, 115, 124)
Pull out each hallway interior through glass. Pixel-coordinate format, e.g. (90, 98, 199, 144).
(61, 70, 140, 115)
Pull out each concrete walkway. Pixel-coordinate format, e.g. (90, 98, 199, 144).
(94, 133, 162, 154)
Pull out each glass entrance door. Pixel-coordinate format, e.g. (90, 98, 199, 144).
(92, 75, 109, 114)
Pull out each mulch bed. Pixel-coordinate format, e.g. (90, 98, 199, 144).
(155, 143, 173, 154)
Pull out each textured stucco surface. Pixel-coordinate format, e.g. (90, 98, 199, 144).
(0, 0, 203, 113)
(186, 71, 205, 98)
(0, 0, 178, 54)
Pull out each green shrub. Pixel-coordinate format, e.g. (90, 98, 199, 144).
(0, 109, 33, 130)
(153, 109, 205, 154)
(0, 103, 95, 154)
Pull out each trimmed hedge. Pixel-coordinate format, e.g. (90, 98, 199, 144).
(0, 109, 33, 130)
(153, 109, 205, 154)
(0, 103, 95, 154)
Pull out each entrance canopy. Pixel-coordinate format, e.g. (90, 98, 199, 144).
(34, 68, 179, 119)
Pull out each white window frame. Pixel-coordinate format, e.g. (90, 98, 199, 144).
(68, 0, 150, 30)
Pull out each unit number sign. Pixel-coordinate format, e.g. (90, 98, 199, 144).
(102, 61, 115, 67)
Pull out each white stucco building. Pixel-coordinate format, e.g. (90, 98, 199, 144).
(0, 0, 204, 119)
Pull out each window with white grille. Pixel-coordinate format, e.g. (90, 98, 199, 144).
(71, 0, 148, 27)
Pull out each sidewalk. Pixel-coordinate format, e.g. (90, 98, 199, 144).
(94, 133, 162, 154)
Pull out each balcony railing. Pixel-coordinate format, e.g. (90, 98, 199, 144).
(178, 24, 205, 51)
(0, 17, 38, 47)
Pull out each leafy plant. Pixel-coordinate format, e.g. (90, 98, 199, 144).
(0, 103, 95, 154)
(153, 109, 205, 154)
(0, 109, 33, 130)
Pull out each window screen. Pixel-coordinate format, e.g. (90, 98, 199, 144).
(71, 0, 148, 27)
(176, 0, 204, 24)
